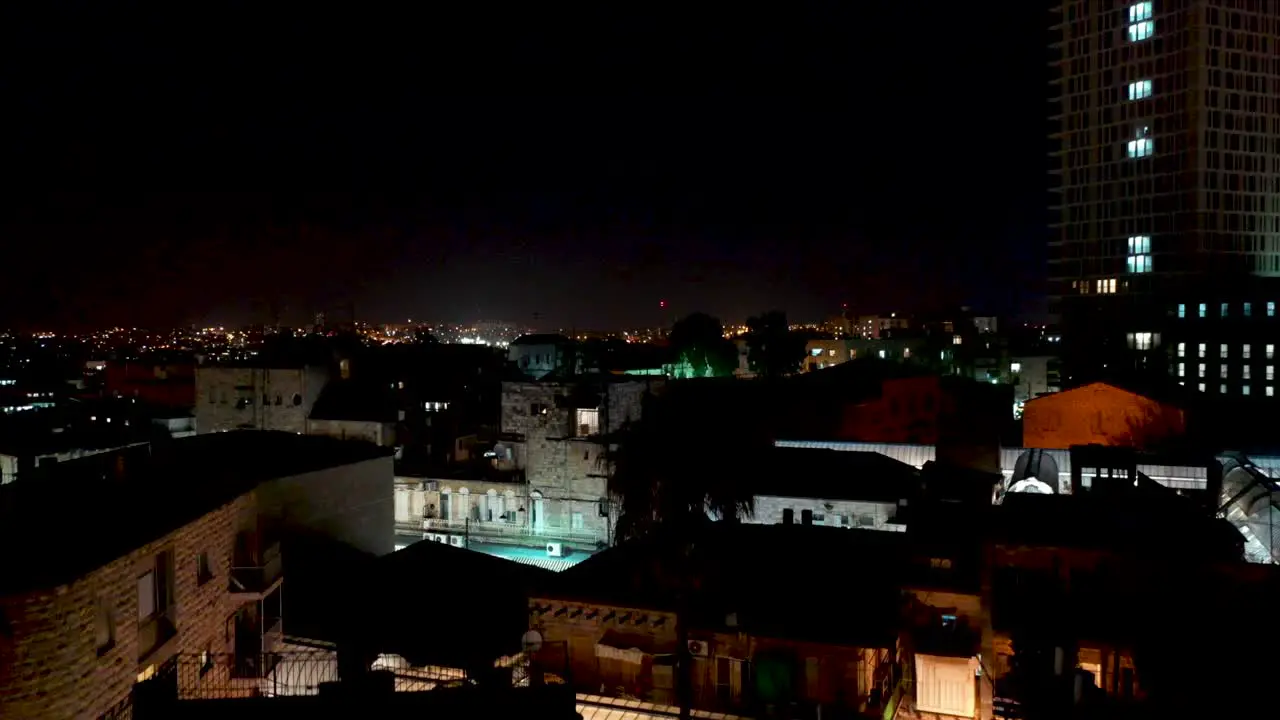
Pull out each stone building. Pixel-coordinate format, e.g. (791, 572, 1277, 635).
(0, 432, 392, 719)
(745, 447, 917, 532)
(499, 376, 659, 553)
(195, 364, 329, 434)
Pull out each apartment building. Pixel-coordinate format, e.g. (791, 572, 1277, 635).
(195, 363, 329, 434)
(0, 432, 392, 719)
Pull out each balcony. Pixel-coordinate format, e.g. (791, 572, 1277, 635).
(229, 542, 283, 597)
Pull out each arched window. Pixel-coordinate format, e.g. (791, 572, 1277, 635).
(440, 487, 452, 521)
(291, 393, 303, 406)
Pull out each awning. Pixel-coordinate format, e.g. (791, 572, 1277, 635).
(594, 630, 676, 665)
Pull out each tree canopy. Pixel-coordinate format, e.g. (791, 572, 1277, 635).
(745, 310, 806, 378)
(668, 312, 737, 378)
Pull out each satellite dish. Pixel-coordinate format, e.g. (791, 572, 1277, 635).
(522, 630, 543, 653)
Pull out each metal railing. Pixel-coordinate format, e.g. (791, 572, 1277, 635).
(229, 544, 282, 594)
(412, 517, 605, 544)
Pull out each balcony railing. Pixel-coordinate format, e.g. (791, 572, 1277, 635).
(229, 543, 282, 595)
(414, 517, 604, 544)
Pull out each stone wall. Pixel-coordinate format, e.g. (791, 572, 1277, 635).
(750, 495, 902, 531)
(0, 494, 255, 720)
(258, 456, 395, 557)
(195, 366, 329, 434)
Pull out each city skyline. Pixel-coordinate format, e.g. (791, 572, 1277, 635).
(2, 4, 1048, 331)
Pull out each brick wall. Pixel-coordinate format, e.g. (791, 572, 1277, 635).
(195, 366, 329, 434)
(0, 493, 255, 720)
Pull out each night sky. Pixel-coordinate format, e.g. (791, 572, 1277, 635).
(1, 3, 1050, 331)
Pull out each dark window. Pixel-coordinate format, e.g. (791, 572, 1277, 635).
(291, 393, 302, 406)
(782, 508, 794, 525)
(274, 394, 282, 406)
(801, 509, 813, 525)
(196, 552, 213, 586)
(94, 598, 115, 656)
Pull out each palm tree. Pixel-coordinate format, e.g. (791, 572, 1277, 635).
(602, 384, 770, 718)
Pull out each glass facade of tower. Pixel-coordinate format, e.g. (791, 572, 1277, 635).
(1051, 0, 1280, 397)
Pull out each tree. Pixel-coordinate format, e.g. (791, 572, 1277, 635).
(668, 312, 737, 378)
(744, 310, 806, 378)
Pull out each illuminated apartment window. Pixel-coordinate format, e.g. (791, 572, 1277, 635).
(1177, 303, 1186, 318)
(953, 335, 962, 345)
(1126, 135, 1154, 158)
(1269, 344, 1276, 360)
(1127, 80, 1152, 101)
(1128, 2, 1152, 22)
(1268, 386, 1275, 397)
(1177, 362, 1185, 377)
(1095, 278, 1117, 294)
(1220, 302, 1229, 317)
(1243, 366, 1252, 380)
(1128, 20, 1154, 42)
(1134, 332, 1154, 350)
(1198, 383, 1206, 392)
(1010, 362, 1022, 373)
(1270, 302, 1276, 317)
(1220, 384, 1228, 394)
(1220, 365, 1228, 379)
(1268, 366, 1275, 381)
(1177, 342, 1185, 358)
(1198, 363, 1205, 378)
(1243, 385, 1251, 396)
(1244, 302, 1252, 317)
(1220, 344, 1228, 359)
(1243, 344, 1251, 359)
(1126, 254, 1151, 273)
(1198, 343, 1206, 358)
(1198, 303, 1207, 318)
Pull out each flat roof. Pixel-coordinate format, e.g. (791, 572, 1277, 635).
(0, 431, 391, 594)
(756, 447, 918, 503)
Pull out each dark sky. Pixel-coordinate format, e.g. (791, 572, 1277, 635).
(1, 3, 1050, 331)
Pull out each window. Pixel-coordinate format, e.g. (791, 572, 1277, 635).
(1177, 342, 1185, 358)
(1198, 383, 1206, 392)
(571, 512, 585, 530)
(1268, 344, 1275, 360)
(1127, 80, 1152, 100)
(1010, 362, 1022, 373)
(1128, 20, 1154, 42)
(1243, 385, 1251, 396)
(1096, 278, 1117, 294)
(1268, 386, 1274, 397)
(1177, 304, 1186, 318)
(1198, 363, 1206, 378)
(1220, 344, 1228, 359)
(1269, 366, 1275, 381)
(1220, 365, 1228, 379)
(291, 393, 302, 406)
(1128, 2, 1152, 22)
(1199, 303, 1207, 318)
(1243, 344, 1251, 359)
(1220, 384, 1228, 394)
(1221, 302, 1229, 317)
(1177, 362, 1185, 377)
(952, 335, 962, 345)
(95, 598, 116, 656)
(138, 571, 157, 620)
(1198, 343, 1206, 358)
(529, 403, 548, 416)
(1126, 254, 1152, 273)
(196, 552, 213, 586)
(1244, 302, 1252, 317)
(1127, 135, 1153, 158)
(1270, 302, 1276, 317)
(1243, 366, 1251, 380)
(575, 408, 600, 436)
(782, 508, 794, 525)
(1129, 332, 1154, 350)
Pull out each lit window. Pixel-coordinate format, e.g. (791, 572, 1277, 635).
(1127, 80, 1152, 100)
(1198, 383, 1206, 392)
(1177, 362, 1185, 377)
(1199, 303, 1207, 318)
(1177, 342, 1185, 358)
(1096, 278, 1117, 294)
(1177, 303, 1186, 318)
(878, 350, 886, 359)
(1243, 385, 1251, 396)
(1268, 386, 1275, 397)
(1269, 345, 1276, 360)
(1198, 363, 1205, 378)
(953, 335, 962, 345)
(1126, 136, 1154, 157)
(1127, 236, 1150, 254)
(1270, 301, 1276, 317)
(1132, 332, 1154, 350)
(1126, 254, 1152, 273)
(1220, 384, 1228, 394)
(1010, 362, 1022, 373)
(1220, 365, 1228, 379)
(1268, 366, 1274, 381)
(1128, 20, 1154, 42)
(1128, 2, 1152, 22)
(1243, 344, 1251, 359)
(1221, 302, 1229, 317)
(1220, 343, 1228, 359)
(1244, 302, 1252, 317)
(1198, 343, 1206, 358)
(1243, 366, 1252, 380)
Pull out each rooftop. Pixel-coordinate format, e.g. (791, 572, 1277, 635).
(309, 379, 399, 423)
(0, 431, 391, 594)
(756, 447, 919, 503)
(511, 333, 571, 346)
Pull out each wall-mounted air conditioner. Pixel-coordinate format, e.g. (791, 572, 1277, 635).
(449, 535, 465, 548)
(687, 639, 709, 657)
(546, 542, 563, 557)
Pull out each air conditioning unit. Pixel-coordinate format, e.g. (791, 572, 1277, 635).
(433, 534, 449, 544)
(687, 639, 709, 657)
(546, 542, 564, 558)
(449, 535, 465, 548)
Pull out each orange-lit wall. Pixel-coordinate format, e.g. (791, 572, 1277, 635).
(1022, 383, 1185, 450)
(840, 377, 944, 444)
